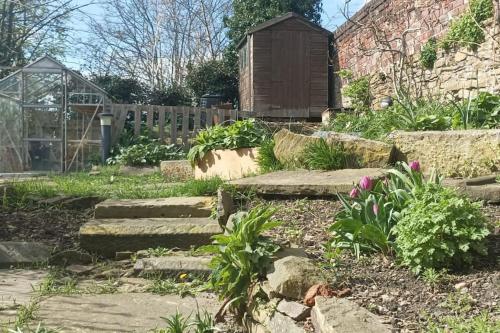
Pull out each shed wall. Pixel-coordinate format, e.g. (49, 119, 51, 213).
(240, 17, 329, 118)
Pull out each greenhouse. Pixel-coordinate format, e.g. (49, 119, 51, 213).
(0, 56, 113, 173)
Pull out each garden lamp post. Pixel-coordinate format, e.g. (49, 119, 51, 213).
(99, 113, 113, 164)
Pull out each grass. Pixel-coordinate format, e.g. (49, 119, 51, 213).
(256, 139, 283, 173)
(35, 269, 118, 296)
(146, 276, 209, 297)
(426, 311, 500, 333)
(5, 166, 224, 205)
(302, 139, 359, 171)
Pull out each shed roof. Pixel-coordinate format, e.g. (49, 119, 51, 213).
(237, 12, 332, 49)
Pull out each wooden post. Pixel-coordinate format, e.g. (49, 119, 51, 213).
(182, 107, 189, 146)
(134, 105, 141, 137)
(194, 107, 201, 134)
(170, 106, 177, 145)
(206, 108, 213, 127)
(158, 106, 165, 142)
(146, 105, 154, 134)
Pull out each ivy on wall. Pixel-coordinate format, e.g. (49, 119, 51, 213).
(419, 0, 495, 68)
(338, 69, 372, 112)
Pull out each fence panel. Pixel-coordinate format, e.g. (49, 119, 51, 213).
(113, 104, 240, 146)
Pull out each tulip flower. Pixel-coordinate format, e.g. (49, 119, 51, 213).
(409, 161, 421, 172)
(359, 176, 373, 191)
(373, 204, 379, 215)
(349, 187, 360, 198)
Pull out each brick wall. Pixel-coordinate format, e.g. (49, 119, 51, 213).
(332, 0, 500, 108)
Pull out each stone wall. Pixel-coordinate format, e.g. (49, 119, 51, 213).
(333, 0, 500, 107)
(390, 129, 500, 177)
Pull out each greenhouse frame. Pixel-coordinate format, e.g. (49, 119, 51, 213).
(0, 56, 113, 173)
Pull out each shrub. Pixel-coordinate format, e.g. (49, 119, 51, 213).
(187, 119, 267, 164)
(257, 138, 283, 173)
(394, 183, 490, 274)
(302, 139, 358, 170)
(108, 140, 185, 166)
(420, 38, 438, 69)
(342, 75, 372, 112)
(203, 206, 281, 318)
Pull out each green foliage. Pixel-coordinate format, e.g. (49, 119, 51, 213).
(326, 94, 499, 139)
(342, 75, 372, 112)
(148, 85, 192, 106)
(302, 139, 358, 171)
(7, 166, 223, 202)
(108, 139, 185, 167)
(257, 138, 283, 173)
(156, 309, 215, 333)
(188, 119, 267, 164)
(185, 59, 238, 104)
(203, 206, 281, 317)
(441, 0, 494, 50)
(426, 311, 500, 333)
(329, 162, 441, 258)
(91, 75, 148, 104)
(420, 38, 438, 69)
(421, 268, 448, 288)
(394, 183, 490, 274)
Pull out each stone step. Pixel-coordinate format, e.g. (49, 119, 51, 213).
(0, 242, 52, 268)
(94, 197, 214, 219)
(79, 218, 221, 257)
(134, 255, 212, 276)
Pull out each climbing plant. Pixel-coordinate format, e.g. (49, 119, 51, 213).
(419, 38, 438, 69)
(440, 0, 494, 51)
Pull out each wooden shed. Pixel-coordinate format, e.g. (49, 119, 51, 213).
(237, 12, 332, 118)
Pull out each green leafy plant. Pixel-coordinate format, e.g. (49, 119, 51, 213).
(329, 161, 441, 258)
(203, 206, 281, 318)
(342, 75, 372, 112)
(441, 0, 494, 50)
(302, 139, 358, 171)
(108, 138, 185, 166)
(394, 183, 490, 274)
(257, 138, 283, 173)
(426, 311, 500, 333)
(160, 311, 191, 333)
(420, 38, 438, 69)
(188, 119, 267, 165)
(421, 268, 447, 288)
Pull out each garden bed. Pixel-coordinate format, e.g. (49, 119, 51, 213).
(248, 198, 500, 332)
(194, 147, 260, 181)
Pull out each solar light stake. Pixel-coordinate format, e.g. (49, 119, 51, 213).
(99, 113, 113, 164)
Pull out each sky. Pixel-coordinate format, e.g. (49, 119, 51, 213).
(65, 0, 366, 68)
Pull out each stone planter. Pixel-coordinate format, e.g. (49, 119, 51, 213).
(194, 148, 260, 181)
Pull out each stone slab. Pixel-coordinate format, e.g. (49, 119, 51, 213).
(94, 197, 214, 219)
(134, 255, 212, 276)
(80, 218, 221, 257)
(276, 299, 310, 321)
(231, 169, 386, 196)
(194, 148, 260, 181)
(0, 269, 46, 324)
(311, 296, 391, 333)
(267, 312, 306, 333)
(36, 293, 220, 332)
(0, 242, 51, 268)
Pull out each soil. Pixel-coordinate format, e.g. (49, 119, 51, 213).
(250, 198, 500, 332)
(0, 205, 91, 251)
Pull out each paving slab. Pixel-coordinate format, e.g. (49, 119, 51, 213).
(0, 242, 51, 268)
(94, 197, 214, 219)
(37, 293, 220, 332)
(0, 269, 46, 324)
(80, 218, 222, 257)
(134, 255, 212, 276)
(231, 169, 386, 196)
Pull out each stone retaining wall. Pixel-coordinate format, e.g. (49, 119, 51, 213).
(390, 129, 500, 177)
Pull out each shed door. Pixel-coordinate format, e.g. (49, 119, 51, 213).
(271, 30, 310, 117)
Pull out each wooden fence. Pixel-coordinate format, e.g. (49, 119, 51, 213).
(111, 104, 238, 146)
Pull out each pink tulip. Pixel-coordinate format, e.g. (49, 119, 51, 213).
(349, 188, 360, 198)
(359, 176, 373, 191)
(409, 161, 421, 172)
(373, 204, 379, 215)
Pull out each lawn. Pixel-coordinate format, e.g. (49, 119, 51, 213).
(5, 166, 223, 202)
